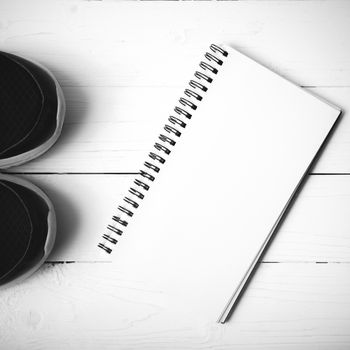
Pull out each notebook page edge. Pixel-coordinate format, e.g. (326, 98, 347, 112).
(217, 108, 342, 323)
(221, 43, 341, 115)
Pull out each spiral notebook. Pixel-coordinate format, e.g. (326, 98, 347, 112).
(98, 44, 341, 323)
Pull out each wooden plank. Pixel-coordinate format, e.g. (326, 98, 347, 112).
(1, 1, 349, 348)
(21, 174, 131, 262)
(5, 86, 348, 173)
(11, 86, 172, 173)
(16, 173, 350, 262)
(1, 262, 350, 349)
(2, 0, 349, 173)
(0, 1, 350, 87)
(310, 87, 350, 173)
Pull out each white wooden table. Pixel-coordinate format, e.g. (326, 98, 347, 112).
(1, 1, 350, 348)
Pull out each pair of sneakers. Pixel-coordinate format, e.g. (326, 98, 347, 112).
(0, 51, 65, 287)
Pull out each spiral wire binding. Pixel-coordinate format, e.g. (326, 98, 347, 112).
(98, 44, 229, 254)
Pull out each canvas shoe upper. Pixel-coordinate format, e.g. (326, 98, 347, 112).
(0, 51, 65, 168)
(0, 52, 65, 286)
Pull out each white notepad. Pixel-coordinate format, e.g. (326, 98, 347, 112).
(98, 44, 341, 323)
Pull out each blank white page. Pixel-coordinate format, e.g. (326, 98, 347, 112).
(102, 44, 341, 324)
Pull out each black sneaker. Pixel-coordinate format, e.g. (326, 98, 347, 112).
(0, 174, 56, 287)
(0, 51, 65, 168)
(0, 52, 65, 286)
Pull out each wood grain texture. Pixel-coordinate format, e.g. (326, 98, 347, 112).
(2, 86, 348, 173)
(1, 0, 349, 87)
(12, 173, 350, 263)
(1, 1, 350, 348)
(0, 0, 348, 172)
(1, 262, 350, 349)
